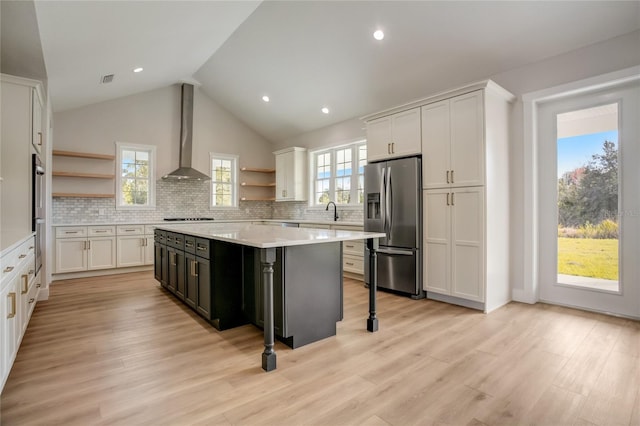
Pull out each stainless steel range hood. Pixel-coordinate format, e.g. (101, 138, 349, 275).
(162, 84, 210, 180)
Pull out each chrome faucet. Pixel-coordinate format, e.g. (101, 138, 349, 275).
(326, 201, 339, 221)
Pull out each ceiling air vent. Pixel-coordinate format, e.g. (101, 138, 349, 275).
(100, 74, 115, 84)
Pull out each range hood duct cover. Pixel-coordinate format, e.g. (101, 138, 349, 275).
(162, 84, 210, 180)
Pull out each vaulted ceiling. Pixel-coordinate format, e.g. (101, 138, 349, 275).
(16, 1, 640, 142)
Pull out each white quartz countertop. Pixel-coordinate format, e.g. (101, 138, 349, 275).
(53, 219, 365, 227)
(155, 223, 384, 249)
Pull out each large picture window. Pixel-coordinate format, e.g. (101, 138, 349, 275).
(310, 141, 366, 206)
(116, 142, 156, 210)
(210, 153, 238, 208)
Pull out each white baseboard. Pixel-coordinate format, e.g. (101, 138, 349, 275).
(512, 288, 537, 304)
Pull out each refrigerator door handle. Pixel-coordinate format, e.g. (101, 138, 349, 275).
(381, 167, 387, 234)
(377, 247, 414, 256)
(387, 167, 393, 234)
(385, 166, 391, 236)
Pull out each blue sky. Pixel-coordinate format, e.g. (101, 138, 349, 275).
(557, 130, 618, 177)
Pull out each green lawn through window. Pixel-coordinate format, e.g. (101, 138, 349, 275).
(557, 237, 618, 281)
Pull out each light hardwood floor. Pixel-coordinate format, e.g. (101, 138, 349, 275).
(1, 272, 638, 425)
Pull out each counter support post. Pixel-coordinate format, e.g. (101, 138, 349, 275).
(366, 238, 379, 332)
(261, 248, 277, 371)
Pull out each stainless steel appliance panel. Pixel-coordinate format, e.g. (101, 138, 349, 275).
(364, 162, 387, 246)
(386, 157, 420, 249)
(376, 248, 418, 295)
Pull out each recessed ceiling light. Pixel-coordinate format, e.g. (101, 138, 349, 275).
(373, 30, 384, 41)
(133, 67, 143, 73)
(262, 95, 270, 102)
(321, 107, 330, 114)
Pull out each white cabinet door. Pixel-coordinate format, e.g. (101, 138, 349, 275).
(55, 238, 87, 273)
(422, 100, 451, 189)
(423, 189, 451, 294)
(423, 187, 484, 302)
(450, 91, 484, 188)
(274, 148, 307, 201)
(450, 188, 484, 302)
(366, 115, 393, 162)
(117, 235, 145, 268)
(87, 237, 116, 270)
(1, 276, 20, 386)
(144, 236, 155, 265)
(366, 108, 421, 162)
(390, 108, 421, 158)
(31, 87, 43, 154)
(421, 90, 484, 189)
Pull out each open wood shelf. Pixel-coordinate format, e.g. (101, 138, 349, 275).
(53, 150, 115, 160)
(240, 167, 275, 173)
(241, 182, 276, 187)
(52, 193, 115, 198)
(240, 197, 276, 201)
(53, 171, 115, 179)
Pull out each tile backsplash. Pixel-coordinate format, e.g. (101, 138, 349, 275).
(53, 180, 364, 224)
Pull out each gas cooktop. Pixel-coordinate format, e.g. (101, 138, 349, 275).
(163, 217, 215, 221)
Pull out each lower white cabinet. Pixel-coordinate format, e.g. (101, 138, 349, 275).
(1, 236, 39, 393)
(55, 226, 116, 273)
(424, 187, 484, 302)
(116, 225, 154, 267)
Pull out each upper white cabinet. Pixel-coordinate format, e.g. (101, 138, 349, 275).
(274, 147, 307, 201)
(31, 87, 44, 155)
(366, 107, 421, 162)
(422, 90, 484, 189)
(1, 74, 45, 251)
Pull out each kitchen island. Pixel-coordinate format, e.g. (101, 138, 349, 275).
(153, 223, 384, 371)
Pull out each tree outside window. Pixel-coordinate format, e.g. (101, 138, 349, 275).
(116, 143, 155, 210)
(210, 153, 238, 208)
(311, 141, 366, 206)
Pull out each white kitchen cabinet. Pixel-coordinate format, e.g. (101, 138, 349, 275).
(31, 86, 44, 155)
(422, 90, 484, 189)
(1, 236, 38, 393)
(274, 147, 307, 201)
(424, 187, 484, 302)
(365, 107, 421, 162)
(55, 226, 116, 273)
(420, 80, 513, 312)
(144, 226, 156, 265)
(332, 225, 365, 279)
(1, 74, 44, 251)
(117, 225, 145, 268)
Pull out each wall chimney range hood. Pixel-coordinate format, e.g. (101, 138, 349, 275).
(162, 84, 210, 180)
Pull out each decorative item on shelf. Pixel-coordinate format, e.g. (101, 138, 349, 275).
(239, 166, 276, 201)
(52, 150, 116, 198)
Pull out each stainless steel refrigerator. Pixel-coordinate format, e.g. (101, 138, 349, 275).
(364, 156, 423, 298)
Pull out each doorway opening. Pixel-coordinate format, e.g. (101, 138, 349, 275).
(556, 103, 619, 292)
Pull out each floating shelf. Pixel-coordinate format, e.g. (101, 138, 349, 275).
(240, 197, 276, 201)
(53, 150, 115, 160)
(53, 171, 115, 179)
(53, 193, 115, 198)
(241, 182, 276, 187)
(240, 167, 275, 173)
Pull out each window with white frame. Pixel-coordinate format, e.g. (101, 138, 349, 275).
(116, 142, 156, 210)
(210, 153, 238, 208)
(311, 141, 367, 206)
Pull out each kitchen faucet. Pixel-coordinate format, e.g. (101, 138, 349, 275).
(326, 201, 339, 221)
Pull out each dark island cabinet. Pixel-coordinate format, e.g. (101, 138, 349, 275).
(154, 230, 168, 287)
(154, 230, 246, 331)
(243, 242, 343, 349)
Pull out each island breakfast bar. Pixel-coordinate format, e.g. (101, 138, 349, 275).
(153, 223, 385, 372)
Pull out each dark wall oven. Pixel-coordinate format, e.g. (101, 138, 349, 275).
(32, 153, 44, 274)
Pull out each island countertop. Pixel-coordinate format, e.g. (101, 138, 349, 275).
(155, 223, 385, 249)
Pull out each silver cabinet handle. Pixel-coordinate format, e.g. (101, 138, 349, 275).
(4, 266, 14, 273)
(65, 231, 79, 234)
(446, 170, 450, 184)
(451, 192, 455, 206)
(87, 240, 91, 250)
(446, 193, 450, 206)
(451, 170, 454, 183)
(19, 254, 27, 259)
(94, 230, 108, 233)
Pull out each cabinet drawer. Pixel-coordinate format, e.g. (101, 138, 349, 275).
(116, 225, 143, 235)
(89, 226, 116, 236)
(195, 239, 210, 259)
(167, 232, 185, 250)
(184, 236, 196, 254)
(56, 226, 87, 238)
(343, 254, 364, 274)
(343, 240, 364, 256)
(154, 229, 166, 244)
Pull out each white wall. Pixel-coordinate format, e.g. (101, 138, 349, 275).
(53, 84, 275, 188)
(272, 30, 640, 294)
